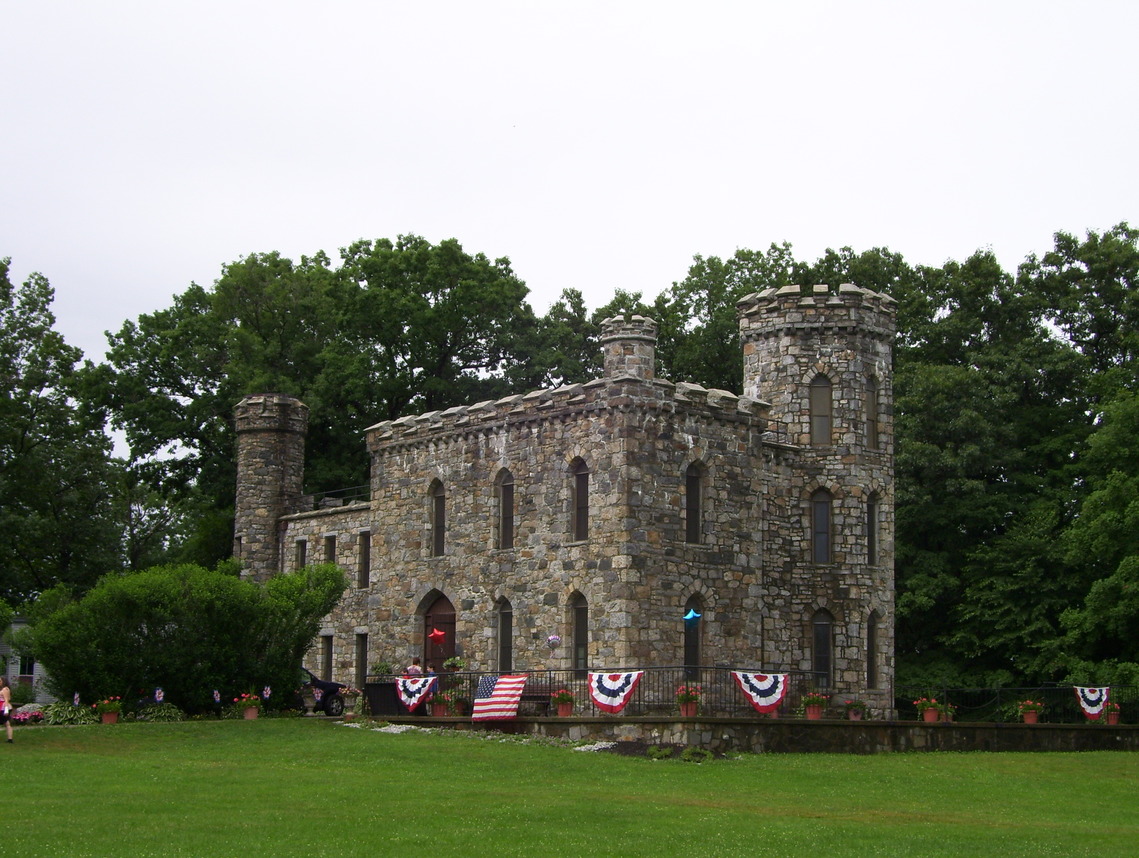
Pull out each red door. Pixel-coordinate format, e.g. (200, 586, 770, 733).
(424, 595, 456, 672)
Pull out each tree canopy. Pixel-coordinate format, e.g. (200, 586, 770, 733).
(0, 259, 119, 602)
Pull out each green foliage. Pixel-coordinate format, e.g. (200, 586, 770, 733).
(679, 746, 714, 764)
(41, 701, 99, 726)
(9, 681, 36, 708)
(0, 259, 120, 600)
(29, 562, 346, 712)
(91, 237, 539, 567)
(133, 702, 185, 722)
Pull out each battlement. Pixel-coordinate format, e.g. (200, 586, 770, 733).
(737, 283, 896, 341)
(600, 313, 658, 380)
(365, 376, 770, 451)
(234, 393, 309, 435)
(600, 313, 658, 343)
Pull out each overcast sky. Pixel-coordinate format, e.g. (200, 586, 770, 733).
(3, 2, 1135, 363)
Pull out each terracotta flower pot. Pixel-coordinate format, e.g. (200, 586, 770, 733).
(679, 702, 697, 717)
(431, 702, 450, 717)
(243, 706, 259, 720)
(847, 710, 863, 721)
(556, 702, 574, 717)
(921, 708, 939, 723)
(1022, 710, 1039, 724)
(805, 704, 822, 720)
(1106, 711, 1120, 725)
(100, 711, 119, 725)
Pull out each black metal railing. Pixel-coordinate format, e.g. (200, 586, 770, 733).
(368, 666, 831, 718)
(896, 684, 1137, 724)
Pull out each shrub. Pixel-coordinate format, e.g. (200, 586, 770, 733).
(134, 702, 185, 722)
(679, 746, 713, 764)
(29, 562, 346, 714)
(646, 745, 674, 760)
(9, 681, 36, 708)
(42, 702, 99, 726)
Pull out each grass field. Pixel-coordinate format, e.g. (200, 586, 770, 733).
(5, 718, 1136, 857)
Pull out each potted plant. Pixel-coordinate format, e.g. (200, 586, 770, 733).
(95, 697, 123, 725)
(442, 656, 467, 672)
(1017, 700, 1044, 724)
(550, 688, 575, 717)
(1103, 701, 1121, 726)
(940, 702, 957, 723)
(235, 692, 263, 720)
(338, 686, 361, 720)
(370, 660, 394, 678)
(843, 699, 868, 721)
(913, 697, 940, 723)
(676, 685, 702, 717)
(802, 691, 829, 720)
(432, 690, 457, 716)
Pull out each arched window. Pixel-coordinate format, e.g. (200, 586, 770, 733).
(866, 492, 879, 566)
(809, 374, 832, 446)
(683, 594, 702, 679)
(495, 469, 515, 550)
(812, 609, 834, 688)
(867, 611, 880, 689)
(685, 462, 704, 545)
(570, 459, 589, 541)
(429, 480, 446, 557)
(811, 489, 832, 564)
(571, 592, 588, 677)
(866, 375, 879, 449)
(497, 598, 513, 672)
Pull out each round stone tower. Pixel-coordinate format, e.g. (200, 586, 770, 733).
(738, 283, 896, 704)
(233, 393, 309, 581)
(600, 314, 657, 380)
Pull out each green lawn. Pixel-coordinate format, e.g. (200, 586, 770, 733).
(6, 719, 1136, 857)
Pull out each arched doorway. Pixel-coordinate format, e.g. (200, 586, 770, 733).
(423, 594, 456, 671)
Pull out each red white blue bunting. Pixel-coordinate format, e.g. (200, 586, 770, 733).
(1074, 686, 1110, 720)
(588, 671, 644, 714)
(396, 675, 437, 712)
(732, 672, 789, 714)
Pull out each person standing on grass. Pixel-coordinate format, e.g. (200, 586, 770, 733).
(0, 677, 13, 743)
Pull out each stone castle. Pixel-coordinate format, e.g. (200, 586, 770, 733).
(233, 283, 896, 708)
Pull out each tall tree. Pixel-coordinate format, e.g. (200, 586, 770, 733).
(889, 252, 1091, 684)
(90, 237, 539, 567)
(0, 259, 119, 601)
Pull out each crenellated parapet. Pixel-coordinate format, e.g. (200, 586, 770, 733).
(600, 313, 658, 380)
(365, 376, 771, 452)
(234, 392, 310, 436)
(737, 283, 896, 343)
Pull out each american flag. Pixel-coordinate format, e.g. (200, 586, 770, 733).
(471, 674, 528, 721)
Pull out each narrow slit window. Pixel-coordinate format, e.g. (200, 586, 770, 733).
(811, 489, 832, 564)
(809, 374, 832, 446)
(571, 460, 589, 541)
(496, 470, 515, 550)
(685, 463, 703, 545)
(430, 481, 446, 557)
